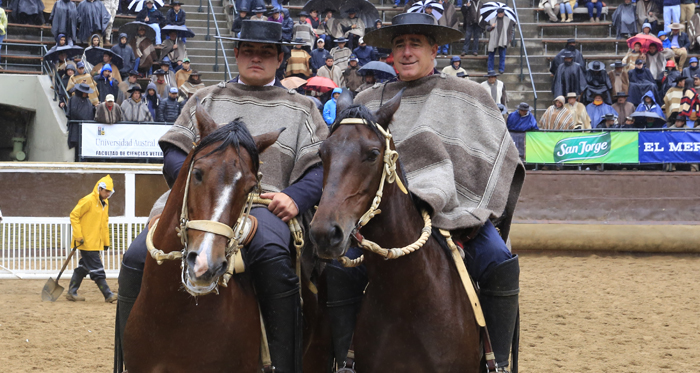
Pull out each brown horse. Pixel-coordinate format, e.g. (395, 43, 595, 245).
(123, 102, 332, 372)
(309, 91, 483, 372)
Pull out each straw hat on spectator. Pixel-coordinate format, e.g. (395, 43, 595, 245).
(670, 23, 683, 31)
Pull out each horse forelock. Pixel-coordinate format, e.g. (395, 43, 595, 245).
(193, 118, 260, 174)
(330, 104, 384, 141)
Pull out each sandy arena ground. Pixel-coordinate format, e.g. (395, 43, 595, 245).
(0, 253, 699, 372)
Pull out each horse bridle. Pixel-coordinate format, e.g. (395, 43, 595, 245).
(146, 156, 257, 296)
(336, 118, 433, 268)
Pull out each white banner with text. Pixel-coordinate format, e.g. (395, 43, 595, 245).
(81, 123, 171, 159)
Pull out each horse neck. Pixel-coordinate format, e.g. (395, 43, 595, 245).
(360, 164, 442, 283)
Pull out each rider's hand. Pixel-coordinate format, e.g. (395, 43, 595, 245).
(260, 192, 299, 222)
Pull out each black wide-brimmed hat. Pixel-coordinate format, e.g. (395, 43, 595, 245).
(611, 61, 627, 69)
(485, 70, 499, 77)
(74, 83, 94, 94)
(587, 61, 606, 72)
(363, 12, 464, 49)
(128, 85, 144, 93)
(220, 20, 303, 46)
(613, 91, 628, 98)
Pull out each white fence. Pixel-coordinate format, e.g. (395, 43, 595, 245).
(0, 217, 148, 279)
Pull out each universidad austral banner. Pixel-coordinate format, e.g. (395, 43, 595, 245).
(639, 131, 700, 163)
(525, 132, 639, 164)
(81, 123, 171, 159)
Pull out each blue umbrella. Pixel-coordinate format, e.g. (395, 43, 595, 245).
(359, 61, 396, 77)
(162, 25, 196, 39)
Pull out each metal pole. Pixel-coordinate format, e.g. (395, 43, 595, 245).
(206, 1, 211, 41)
(199, 0, 203, 12)
(520, 42, 524, 82)
(214, 40, 219, 72)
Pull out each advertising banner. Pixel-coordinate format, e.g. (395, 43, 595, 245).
(525, 132, 639, 164)
(639, 131, 700, 163)
(81, 123, 171, 159)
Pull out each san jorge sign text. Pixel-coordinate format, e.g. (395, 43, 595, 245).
(525, 132, 639, 164)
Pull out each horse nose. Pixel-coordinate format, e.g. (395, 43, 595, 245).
(187, 251, 228, 280)
(328, 224, 345, 248)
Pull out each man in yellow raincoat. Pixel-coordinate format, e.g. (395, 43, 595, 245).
(67, 175, 118, 303)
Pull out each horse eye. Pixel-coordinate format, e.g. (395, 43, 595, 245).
(193, 169, 203, 182)
(367, 149, 380, 162)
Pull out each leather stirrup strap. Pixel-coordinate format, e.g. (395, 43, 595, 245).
(481, 327, 498, 372)
(439, 229, 486, 327)
(259, 307, 273, 372)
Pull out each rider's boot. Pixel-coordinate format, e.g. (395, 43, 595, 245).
(479, 255, 520, 373)
(252, 256, 303, 373)
(114, 264, 143, 372)
(325, 264, 365, 371)
(96, 278, 118, 303)
(65, 270, 86, 301)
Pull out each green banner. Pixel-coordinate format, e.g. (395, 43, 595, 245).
(525, 132, 639, 164)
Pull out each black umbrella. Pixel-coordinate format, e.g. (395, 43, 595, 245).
(162, 25, 196, 39)
(84, 47, 124, 70)
(630, 111, 666, 128)
(44, 45, 84, 64)
(339, 0, 380, 30)
(119, 21, 157, 41)
(302, 0, 339, 14)
(359, 61, 396, 77)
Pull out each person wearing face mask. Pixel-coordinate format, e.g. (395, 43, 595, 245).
(112, 33, 136, 76)
(586, 93, 618, 127)
(553, 50, 587, 98)
(550, 39, 586, 76)
(582, 61, 613, 105)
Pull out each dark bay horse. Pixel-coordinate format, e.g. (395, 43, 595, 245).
(123, 102, 331, 372)
(309, 91, 483, 372)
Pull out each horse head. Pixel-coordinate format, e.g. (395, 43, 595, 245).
(181, 100, 282, 294)
(310, 88, 404, 260)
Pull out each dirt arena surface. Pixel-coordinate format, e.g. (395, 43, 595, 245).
(0, 253, 699, 372)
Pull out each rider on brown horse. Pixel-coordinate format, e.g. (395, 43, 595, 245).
(324, 10, 525, 373)
(114, 21, 328, 373)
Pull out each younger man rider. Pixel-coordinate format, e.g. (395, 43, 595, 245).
(114, 21, 327, 373)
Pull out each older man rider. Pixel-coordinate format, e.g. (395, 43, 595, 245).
(113, 21, 327, 373)
(324, 9, 524, 373)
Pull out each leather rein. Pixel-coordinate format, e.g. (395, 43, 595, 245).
(336, 118, 433, 268)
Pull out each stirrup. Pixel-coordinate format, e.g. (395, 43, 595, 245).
(335, 355, 356, 373)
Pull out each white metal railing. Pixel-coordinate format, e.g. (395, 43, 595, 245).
(0, 217, 148, 279)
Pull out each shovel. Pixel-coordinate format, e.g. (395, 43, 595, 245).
(41, 243, 81, 302)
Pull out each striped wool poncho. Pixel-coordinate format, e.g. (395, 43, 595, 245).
(539, 97, 576, 130)
(355, 73, 524, 238)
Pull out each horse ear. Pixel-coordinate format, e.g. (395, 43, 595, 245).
(335, 89, 354, 119)
(195, 98, 218, 140)
(374, 88, 405, 129)
(254, 128, 286, 154)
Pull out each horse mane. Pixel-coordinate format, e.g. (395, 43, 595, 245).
(193, 118, 260, 174)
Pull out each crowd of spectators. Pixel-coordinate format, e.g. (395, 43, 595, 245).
(2, 0, 205, 124)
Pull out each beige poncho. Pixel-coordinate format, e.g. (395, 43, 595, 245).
(355, 74, 524, 235)
(159, 81, 328, 193)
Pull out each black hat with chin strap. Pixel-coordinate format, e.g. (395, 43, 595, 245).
(219, 20, 303, 46)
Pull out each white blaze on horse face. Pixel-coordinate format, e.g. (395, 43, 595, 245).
(193, 171, 242, 278)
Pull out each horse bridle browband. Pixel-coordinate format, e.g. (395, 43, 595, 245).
(336, 118, 433, 268)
